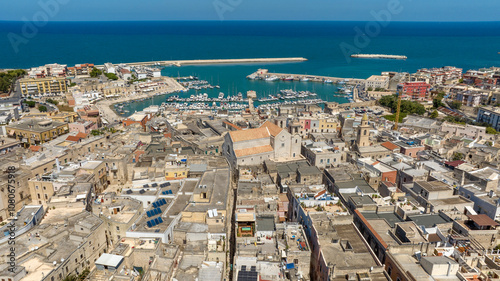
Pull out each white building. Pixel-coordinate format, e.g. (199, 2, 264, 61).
(365, 75, 390, 90)
(104, 63, 116, 74)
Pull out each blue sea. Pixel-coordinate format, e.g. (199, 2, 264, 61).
(1, 21, 500, 112)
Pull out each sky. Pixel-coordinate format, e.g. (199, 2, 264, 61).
(1, 0, 499, 22)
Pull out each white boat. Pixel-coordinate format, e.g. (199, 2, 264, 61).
(218, 92, 224, 99)
(265, 75, 279, 82)
(300, 77, 310, 82)
(324, 79, 333, 83)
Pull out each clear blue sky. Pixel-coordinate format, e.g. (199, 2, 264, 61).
(1, 0, 499, 22)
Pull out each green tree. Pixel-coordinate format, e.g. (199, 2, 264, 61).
(486, 127, 498, 135)
(90, 67, 102, 78)
(452, 152, 464, 161)
(38, 105, 47, 112)
(367, 86, 373, 91)
(450, 101, 462, 110)
(105, 73, 118, 80)
(46, 99, 59, 105)
(430, 110, 439, 119)
(0, 69, 26, 93)
(433, 98, 444, 108)
(62, 275, 77, 281)
(25, 100, 36, 108)
(90, 130, 102, 136)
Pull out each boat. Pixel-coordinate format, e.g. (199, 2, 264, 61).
(265, 75, 279, 82)
(300, 77, 310, 82)
(324, 79, 333, 83)
(218, 92, 225, 99)
(282, 76, 294, 81)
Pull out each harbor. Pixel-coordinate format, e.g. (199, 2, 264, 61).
(246, 69, 366, 85)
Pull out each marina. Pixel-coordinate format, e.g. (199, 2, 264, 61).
(246, 69, 365, 84)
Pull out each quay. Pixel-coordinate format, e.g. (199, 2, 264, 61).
(95, 57, 307, 68)
(247, 70, 366, 85)
(351, 54, 407, 60)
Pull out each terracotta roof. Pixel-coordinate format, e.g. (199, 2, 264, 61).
(75, 132, 88, 139)
(223, 121, 242, 131)
(381, 141, 399, 151)
(467, 214, 500, 227)
(229, 127, 270, 142)
(234, 145, 273, 157)
(66, 136, 81, 142)
(30, 145, 41, 152)
(229, 121, 283, 143)
(260, 120, 283, 137)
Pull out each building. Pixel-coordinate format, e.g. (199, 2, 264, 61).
(69, 120, 97, 134)
(67, 63, 94, 77)
(28, 63, 67, 78)
(477, 106, 500, 132)
(301, 141, 345, 169)
(356, 113, 371, 148)
(6, 118, 69, 147)
(416, 66, 463, 85)
(104, 63, 116, 74)
(122, 112, 153, 131)
(365, 75, 390, 90)
(19, 76, 68, 96)
(398, 82, 431, 100)
(223, 120, 301, 167)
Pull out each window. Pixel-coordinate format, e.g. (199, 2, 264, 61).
(364, 130, 367, 136)
(387, 266, 392, 276)
(37, 194, 41, 199)
(116, 226, 120, 231)
(35, 185, 39, 189)
(281, 143, 285, 147)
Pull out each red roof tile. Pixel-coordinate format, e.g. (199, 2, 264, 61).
(381, 141, 399, 151)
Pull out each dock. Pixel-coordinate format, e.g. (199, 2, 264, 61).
(351, 54, 407, 60)
(95, 57, 307, 68)
(247, 70, 365, 85)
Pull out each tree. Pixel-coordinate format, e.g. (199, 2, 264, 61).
(46, 98, 59, 105)
(486, 127, 498, 135)
(38, 105, 47, 112)
(105, 73, 118, 80)
(433, 98, 444, 108)
(62, 275, 77, 281)
(0, 69, 26, 93)
(367, 87, 373, 91)
(25, 100, 36, 107)
(430, 110, 439, 119)
(452, 152, 464, 161)
(90, 67, 102, 78)
(450, 101, 462, 110)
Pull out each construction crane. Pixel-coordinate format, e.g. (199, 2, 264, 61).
(393, 89, 402, 130)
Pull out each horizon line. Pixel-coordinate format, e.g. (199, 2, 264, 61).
(1, 19, 500, 23)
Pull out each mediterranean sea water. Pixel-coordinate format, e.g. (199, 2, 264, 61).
(1, 21, 500, 112)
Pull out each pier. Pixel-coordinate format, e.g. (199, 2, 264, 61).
(95, 57, 307, 68)
(247, 70, 366, 85)
(351, 54, 407, 60)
